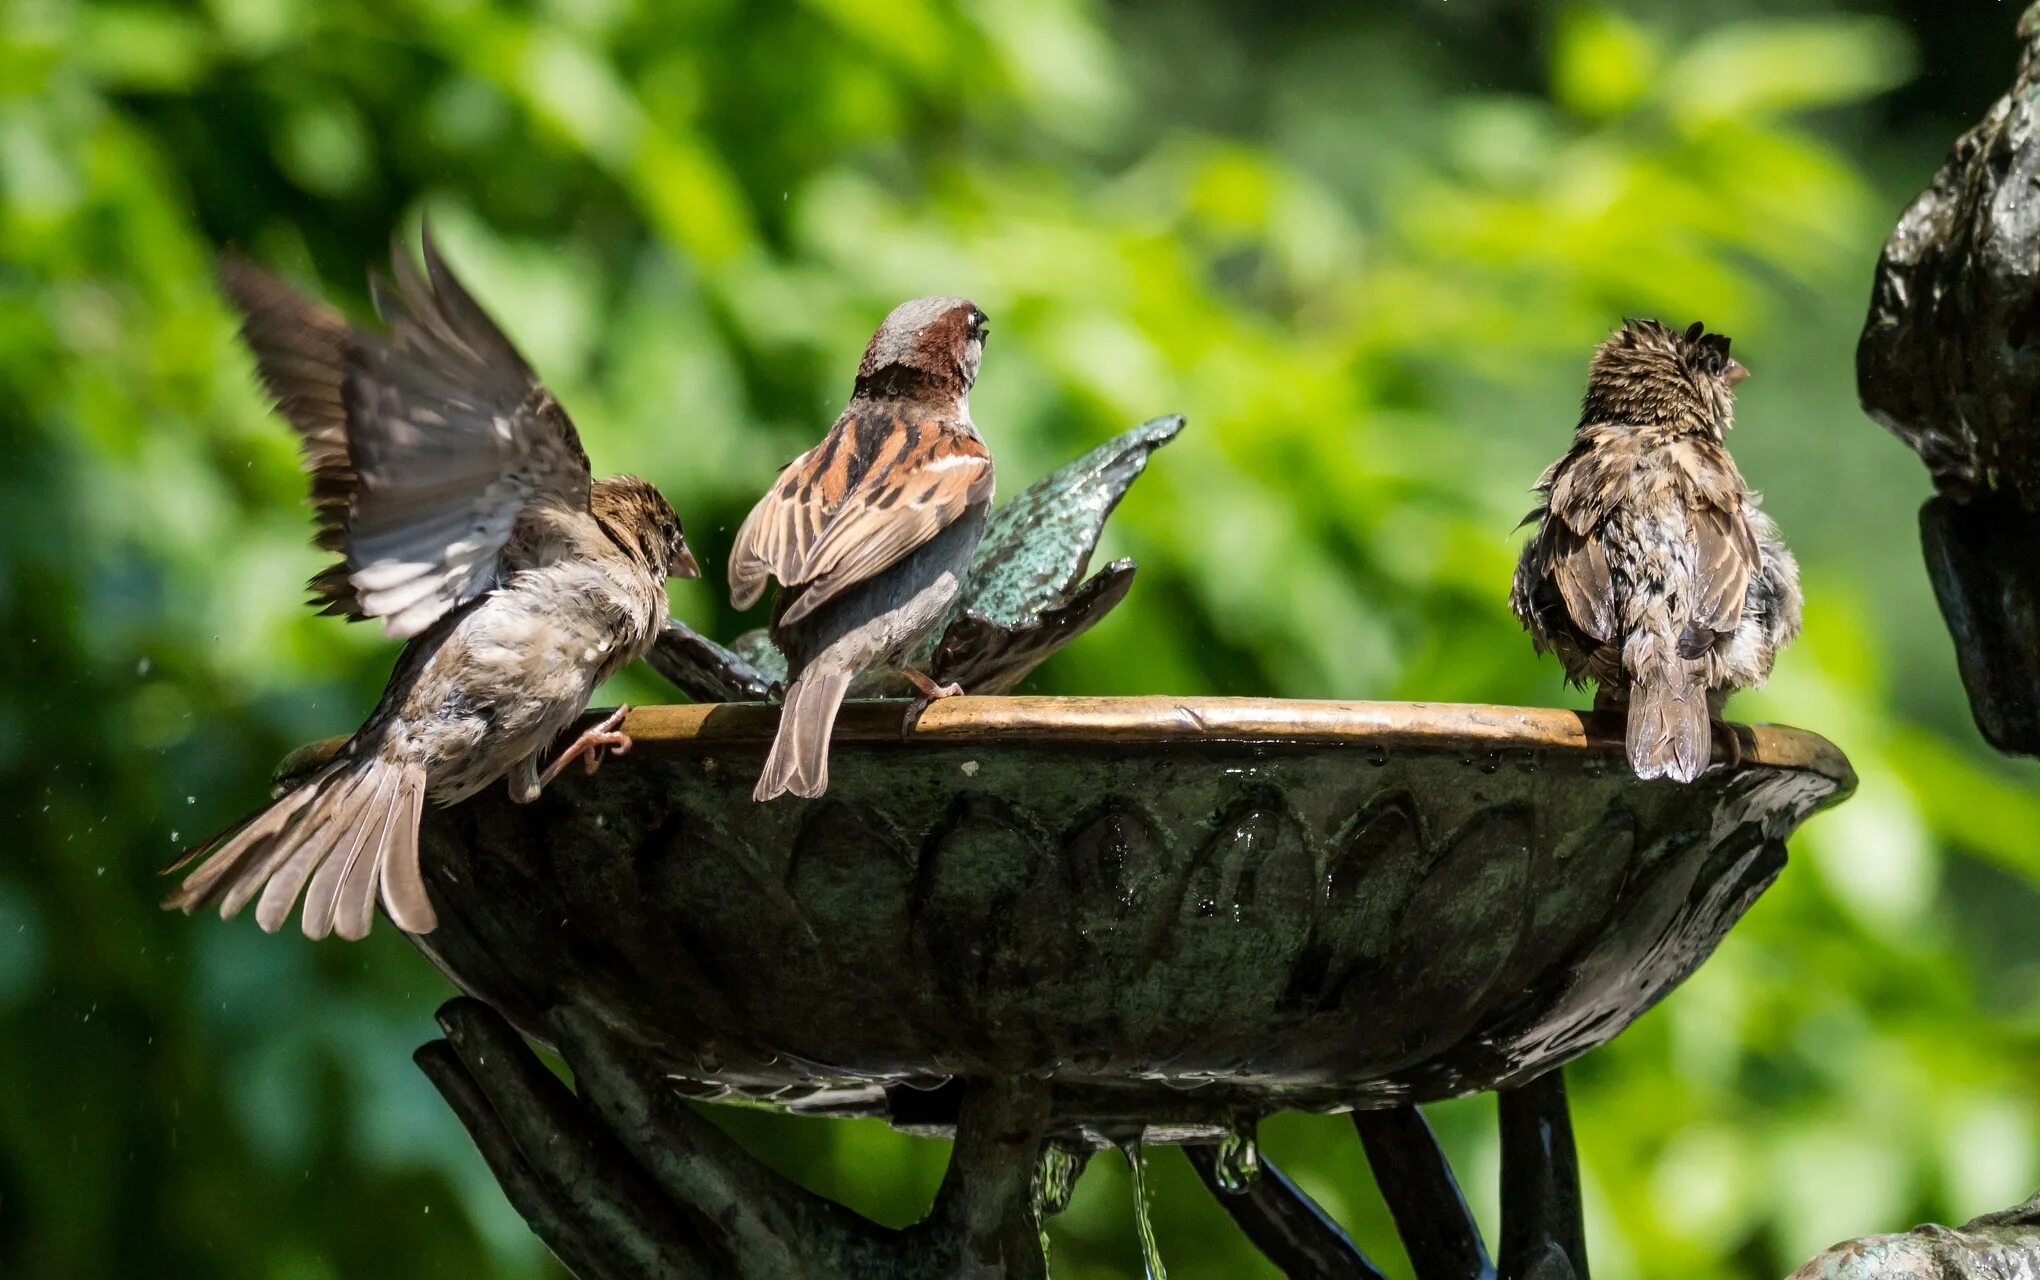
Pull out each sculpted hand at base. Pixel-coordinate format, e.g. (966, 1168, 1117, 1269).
(417, 998, 1054, 1280)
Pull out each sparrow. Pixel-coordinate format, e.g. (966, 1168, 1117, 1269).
(165, 229, 698, 940)
(729, 297, 994, 801)
(1510, 319, 1801, 782)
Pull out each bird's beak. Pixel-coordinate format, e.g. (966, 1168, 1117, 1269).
(1725, 359, 1750, 386)
(674, 544, 701, 580)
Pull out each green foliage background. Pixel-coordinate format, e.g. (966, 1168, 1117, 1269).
(4, 0, 2037, 1275)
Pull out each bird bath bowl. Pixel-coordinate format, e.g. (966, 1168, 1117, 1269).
(391, 695, 1852, 1144)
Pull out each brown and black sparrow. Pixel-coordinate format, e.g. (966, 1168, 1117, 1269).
(1511, 319, 1801, 782)
(166, 229, 698, 940)
(729, 297, 994, 801)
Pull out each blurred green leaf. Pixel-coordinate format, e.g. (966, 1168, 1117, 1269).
(1665, 17, 1918, 123)
(1553, 7, 1658, 119)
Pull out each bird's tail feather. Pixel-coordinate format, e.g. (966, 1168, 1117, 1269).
(756, 667, 854, 801)
(1626, 657, 1710, 783)
(163, 756, 435, 940)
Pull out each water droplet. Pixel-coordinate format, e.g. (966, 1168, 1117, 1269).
(1117, 1135, 1167, 1279)
(1213, 1120, 1261, 1193)
(186, 796, 196, 805)
(1037, 1143, 1082, 1215)
(135, 657, 151, 677)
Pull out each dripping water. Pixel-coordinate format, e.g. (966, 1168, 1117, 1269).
(1034, 1142, 1084, 1265)
(1213, 1120, 1262, 1194)
(1117, 1135, 1167, 1280)
(1038, 1143, 1082, 1215)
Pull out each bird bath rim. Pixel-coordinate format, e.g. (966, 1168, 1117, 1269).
(609, 697, 1850, 775)
(279, 695, 1853, 783)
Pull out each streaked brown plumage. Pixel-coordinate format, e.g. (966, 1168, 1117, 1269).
(166, 229, 698, 940)
(730, 297, 994, 801)
(1511, 319, 1801, 782)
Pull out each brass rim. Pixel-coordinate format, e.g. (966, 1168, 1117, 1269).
(639, 697, 1854, 788)
(280, 696, 1855, 794)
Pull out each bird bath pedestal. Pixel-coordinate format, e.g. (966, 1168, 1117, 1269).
(394, 695, 1852, 1279)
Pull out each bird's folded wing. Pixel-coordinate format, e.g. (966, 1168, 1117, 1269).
(729, 419, 992, 625)
(1535, 437, 1622, 646)
(222, 228, 593, 639)
(1549, 524, 1617, 645)
(1688, 497, 1759, 638)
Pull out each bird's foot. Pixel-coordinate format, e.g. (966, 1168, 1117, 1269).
(1711, 718, 1745, 770)
(538, 705, 634, 790)
(895, 668, 964, 739)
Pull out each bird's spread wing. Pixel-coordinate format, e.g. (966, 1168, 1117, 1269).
(221, 229, 592, 639)
(729, 414, 992, 626)
(216, 263, 356, 565)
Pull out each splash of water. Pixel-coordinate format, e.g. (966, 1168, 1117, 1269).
(1214, 1120, 1262, 1194)
(1117, 1135, 1167, 1280)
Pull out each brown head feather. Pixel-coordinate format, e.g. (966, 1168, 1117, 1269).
(853, 297, 989, 401)
(590, 475, 698, 580)
(1582, 318, 1748, 438)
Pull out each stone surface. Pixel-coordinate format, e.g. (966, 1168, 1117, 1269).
(1859, 3, 2040, 752)
(1920, 494, 2040, 752)
(1788, 1192, 2040, 1280)
(360, 696, 1858, 1141)
(1859, 4, 2040, 503)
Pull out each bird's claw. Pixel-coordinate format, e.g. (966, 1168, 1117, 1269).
(1711, 719, 1745, 770)
(895, 669, 964, 739)
(538, 705, 635, 790)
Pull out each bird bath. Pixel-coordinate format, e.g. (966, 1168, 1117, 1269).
(373, 694, 1852, 1278)
(245, 414, 1854, 1275)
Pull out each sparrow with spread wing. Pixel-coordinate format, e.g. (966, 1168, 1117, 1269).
(166, 229, 698, 940)
(1511, 319, 1801, 782)
(730, 297, 994, 801)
